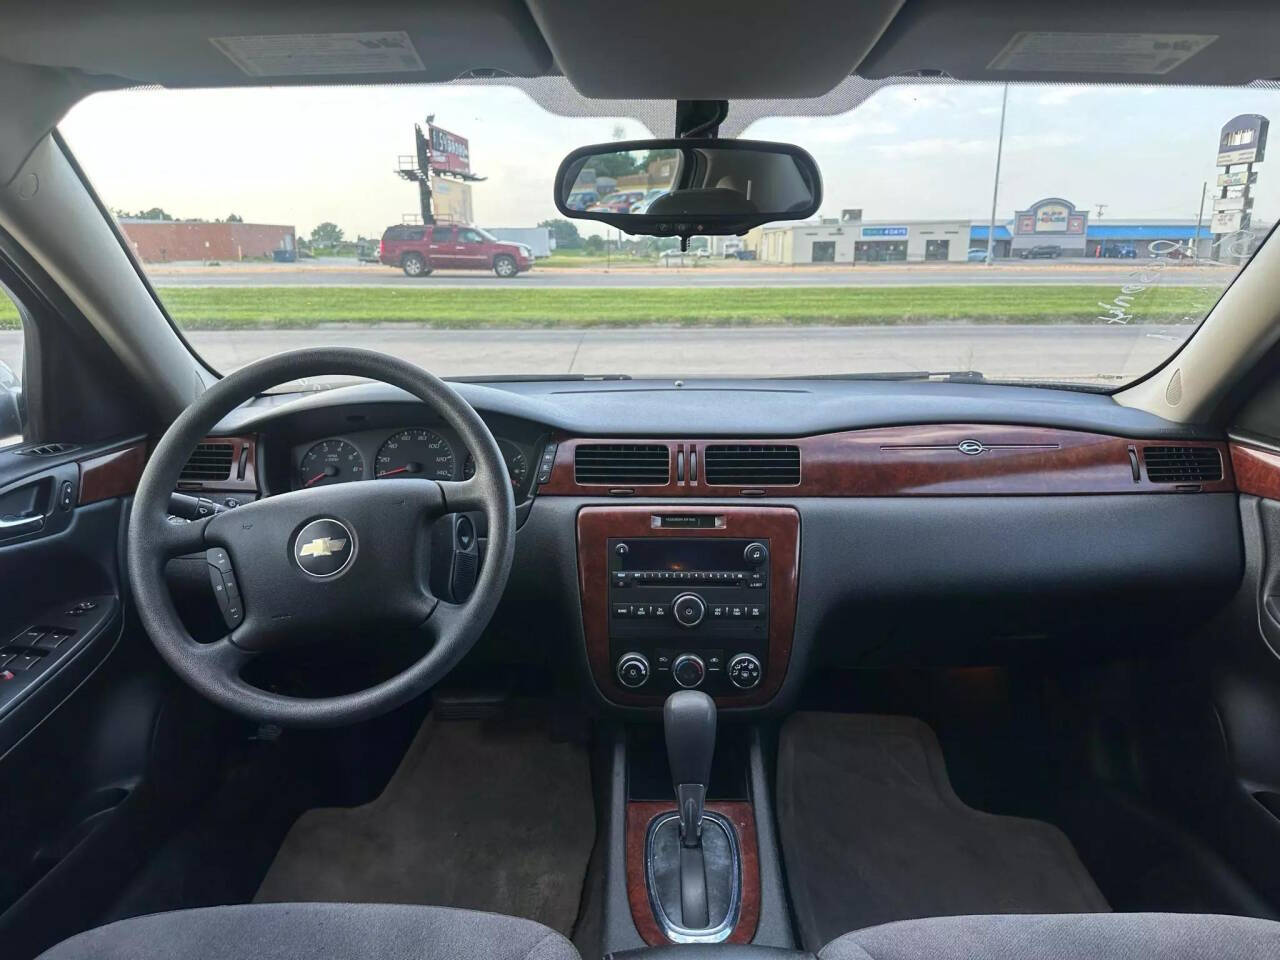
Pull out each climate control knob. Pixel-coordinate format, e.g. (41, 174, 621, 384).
(672, 592, 706, 628)
(616, 652, 650, 689)
(672, 653, 706, 689)
(727, 653, 762, 689)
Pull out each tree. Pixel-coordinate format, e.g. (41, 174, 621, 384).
(116, 206, 174, 221)
(310, 222, 344, 246)
(586, 152, 642, 179)
(538, 218, 581, 249)
(584, 234, 605, 254)
(225, 213, 243, 223)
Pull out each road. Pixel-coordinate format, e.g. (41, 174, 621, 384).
(0, 325, 1189, 383)
(145, 262, 1229, 289)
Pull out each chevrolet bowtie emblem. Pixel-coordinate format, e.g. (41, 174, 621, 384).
(299, 537, 347, 558)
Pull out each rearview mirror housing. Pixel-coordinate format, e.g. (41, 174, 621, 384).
(554, 138, 822, 239)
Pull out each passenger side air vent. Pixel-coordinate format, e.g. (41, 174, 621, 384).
(1143, 445, 1222, 483)
(703, 444, 801, 486)
(16, 442, 77, 456)
(180, 441, 235, 482)
(574, 443, 670, 485)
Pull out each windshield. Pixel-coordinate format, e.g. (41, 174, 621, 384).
(57, 81, 1279, 388)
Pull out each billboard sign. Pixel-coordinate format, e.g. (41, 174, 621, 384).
(429, 123, 471, 175)
(861, 226, 907, 237)
(1213, 195, 1250, 212)
(1217, 170, 1257, 187)
(1217, 114, 1269, 166)
(1015, 198, 1087, 236)
(1211, 209, 1244, 233)
(1034, 201, 1070, 231)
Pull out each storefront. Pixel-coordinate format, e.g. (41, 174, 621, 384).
(1010, 197, 1088, 258)
(749, 219, 971, 264)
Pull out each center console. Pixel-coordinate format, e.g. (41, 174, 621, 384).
(577, 506, 800, 707)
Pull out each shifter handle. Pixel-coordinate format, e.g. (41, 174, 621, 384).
(664, 690, 717, 846)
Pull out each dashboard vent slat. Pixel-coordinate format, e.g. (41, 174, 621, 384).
(16, 441, 77, 456)
(180, 441, 235, 482)
(574, 444, 670, 485)
(704, 444, 801, 486)
(1143, 445, 1222, 483)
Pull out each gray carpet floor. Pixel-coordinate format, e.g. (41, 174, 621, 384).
(777, 713, 1109, 949)
(255, 709, 594, 935)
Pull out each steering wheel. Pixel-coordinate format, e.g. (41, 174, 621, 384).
(127, 349, 516, 727)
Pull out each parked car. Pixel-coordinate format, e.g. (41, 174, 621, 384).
(1019, 244, 1063, 259)
(566, 190, 598, 211)
(378, 224, 533, 277)
(1102, 243, 1137, 258)
(659, 247, 711, 261)
(967, 247, 989, 262)
(588, 190, 646, 214)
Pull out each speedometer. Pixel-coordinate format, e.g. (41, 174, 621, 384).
(375, 429, 457, 480)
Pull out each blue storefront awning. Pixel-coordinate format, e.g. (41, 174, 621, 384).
(969, 225, 1012, 241)
(1085, 224, 1200, 239)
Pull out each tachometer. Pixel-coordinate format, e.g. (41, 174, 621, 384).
(463, 440, 529, 491)
(375, 429, 457, 480)
(298, 439, 365, 487)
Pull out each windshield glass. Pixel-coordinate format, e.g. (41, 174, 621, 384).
(58, 81, 1279, 388)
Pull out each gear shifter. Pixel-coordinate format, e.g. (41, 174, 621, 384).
(664, 690, 716, 846)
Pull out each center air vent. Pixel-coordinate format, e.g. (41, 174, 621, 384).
(703, 444, 801, 486)
(574, 444, 670, 485)
(180, 441, 234, 482)
(1143, 445, 1223, 483)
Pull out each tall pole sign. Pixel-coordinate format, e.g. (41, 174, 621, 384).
(1212, 114, 1268, 257)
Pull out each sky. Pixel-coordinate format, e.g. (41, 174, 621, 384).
(58, 80, 1280, 241)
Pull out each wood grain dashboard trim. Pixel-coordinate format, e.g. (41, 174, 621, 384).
(1231, 442, 1280, 500)
(78, 443, 148, 506)
(540, 426, 1234, 497)
(625, 800, 760, 947)
(577, 505, 799, 707)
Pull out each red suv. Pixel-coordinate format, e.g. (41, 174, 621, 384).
(379, 224, 533, 278)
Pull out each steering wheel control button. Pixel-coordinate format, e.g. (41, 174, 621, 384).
(743, 542, 768, 566)
(293, 518, 355, 578)
(616, 652, 650, 689)
(672, 653, 706, 689)
(728, 653, 762, 689)
(206, 548, 245, 628)
(672, 592, 706, 628)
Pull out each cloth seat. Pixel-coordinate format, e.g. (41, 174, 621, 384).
(37, 902, 580, 960)
(819, 913, 1280, 960)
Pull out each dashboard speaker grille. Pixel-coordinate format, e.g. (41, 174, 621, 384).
(180, 441, 235, 482)
(1143, 445, 1222, 483)
(703, 444, 801, 486)
(574, 443, 670, 485)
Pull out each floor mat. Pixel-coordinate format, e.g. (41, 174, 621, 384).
(777, 713, 1108, 949)
(254, 708, 594, 935)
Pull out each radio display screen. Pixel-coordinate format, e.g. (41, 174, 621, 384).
(612, 538, 759, 573)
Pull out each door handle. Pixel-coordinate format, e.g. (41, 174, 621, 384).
(0, 511, 44, 539)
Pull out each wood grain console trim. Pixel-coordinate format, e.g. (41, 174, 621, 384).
(577, 505, 799, 707)
(1231, 442, 1280, 500)
(541, 426, 1234, 497)
(625, 800, 760, 947)
(78, 443, 148, 505)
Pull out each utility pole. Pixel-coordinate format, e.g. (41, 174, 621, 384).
(1194, 181, 1207, 259)
(985, 83, 1009, 266)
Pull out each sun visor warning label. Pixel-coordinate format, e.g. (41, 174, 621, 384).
(988, 32, 1216, 75)
(211, 32, 425, 77)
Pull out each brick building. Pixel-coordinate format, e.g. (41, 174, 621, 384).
(119, 220, 296, 263)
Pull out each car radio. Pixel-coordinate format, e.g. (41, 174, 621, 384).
(608, 537, 769, 694)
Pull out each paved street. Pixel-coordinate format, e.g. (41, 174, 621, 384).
(145, 261, 1230, 289)
(0, 324, 1188, 384)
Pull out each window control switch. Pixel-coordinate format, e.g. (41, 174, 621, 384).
(8, 652, 43, 672)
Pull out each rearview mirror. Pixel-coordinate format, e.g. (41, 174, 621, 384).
(554, 138, 822, 239)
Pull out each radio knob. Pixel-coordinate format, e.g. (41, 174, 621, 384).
(672, 592, 706, 628)
(728, 653, 762, 689)
(672, 653, 706, 689)
(616, 652, 650, 689)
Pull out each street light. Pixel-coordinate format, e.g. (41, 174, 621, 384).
(985, 84, 1009, 266)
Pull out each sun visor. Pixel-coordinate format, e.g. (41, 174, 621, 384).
(525, 0, 906, 99)
(858, 0, 1280, 86)
(0, 0, 553, 87)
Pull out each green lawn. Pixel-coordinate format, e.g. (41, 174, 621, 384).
(0, 284, 1222, 330)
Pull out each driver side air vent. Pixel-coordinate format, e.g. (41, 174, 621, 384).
(704, 444, 801, 486)
(1143, 445, 1222, 483)
(180, 441, 235, 482)
(574, 443, 670, 485)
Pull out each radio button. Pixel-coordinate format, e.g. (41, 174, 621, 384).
(744, 542, 768, 566)
(652, 604, 668, 619)
(672, 593, 707, 628)
(612, 603, 632, 619)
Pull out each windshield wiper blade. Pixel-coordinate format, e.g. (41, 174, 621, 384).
(796, 370, 988, 383)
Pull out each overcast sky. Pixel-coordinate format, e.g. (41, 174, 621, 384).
(58, 81, 1280, 240)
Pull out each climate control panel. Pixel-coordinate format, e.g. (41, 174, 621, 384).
(608, 537, 769, 695)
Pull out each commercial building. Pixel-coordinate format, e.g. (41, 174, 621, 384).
(748, 218, 972, 264)
(120, 220, 295, 263)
